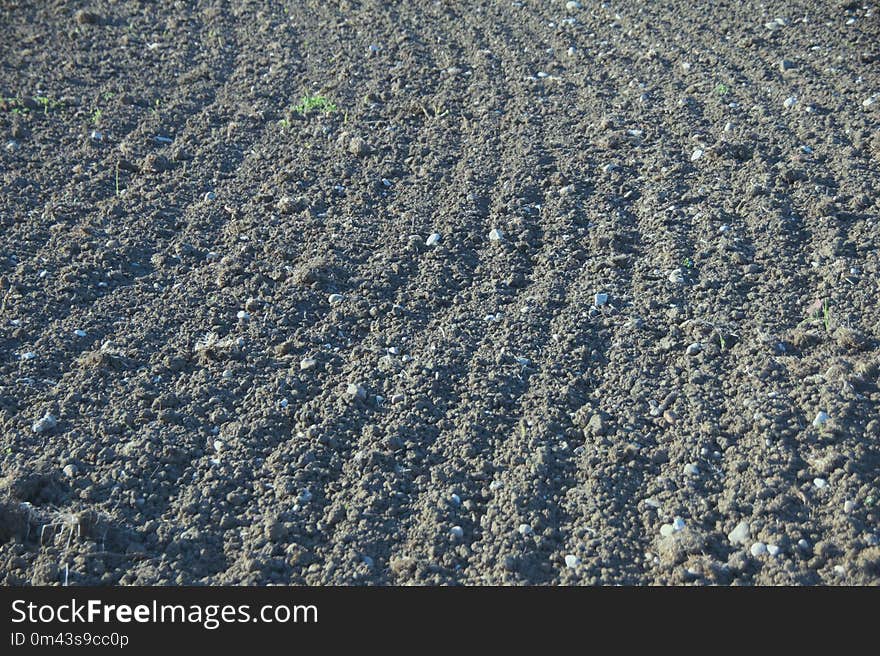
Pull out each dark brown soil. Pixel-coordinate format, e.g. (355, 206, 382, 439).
(1, 0, 879, 585)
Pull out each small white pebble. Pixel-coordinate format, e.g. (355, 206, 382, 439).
(844, 499, 855, 513)
(425, 233, 441, 247)
(783, 96, 797, 109)
(564, 554, 581, 568)
(20, 351, 37, 360)
(690, 148, 704, 162)
(813, 477, 827, 489)
(300, 358, 317, 371)
(684, 462, 700, 477)
(32, 414, 57, 433)
(450, 526, 464, 540)
(204, 191, 216, 201)
(518, 523, 533, 536)
(328, 293, 344, 305)
(488, 228, 505, 241)
(672, 517, 686, 532)
(813, 411, 829, 428)
(213, 440, 223, 452)
(450, 494, 461, 506)
(750, 541, 768, 557)
(594, 292, 609, 307)
(236, 310, 250, 320)
(659, 524, 675, 537)
(74, 329, 87, 337)
(767, 544, 780, 557)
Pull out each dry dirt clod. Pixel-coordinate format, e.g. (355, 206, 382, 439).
(74, 10, 101, 25)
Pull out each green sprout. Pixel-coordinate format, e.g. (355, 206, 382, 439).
(293, 94, 337, 115)
(34, 96, 62, 115)
(715, 83, 729, 96)
(718, 331, 727, 351)
(92, 108, 103, 125)
(278, 118, 291, 131)
(682, 257, 693, 269)
(2, 97, 29, 115)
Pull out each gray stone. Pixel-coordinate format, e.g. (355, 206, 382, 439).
(32, 414, 57, 433)
(728, 520, 750, 546)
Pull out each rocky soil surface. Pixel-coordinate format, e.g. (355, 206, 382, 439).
(1, 0, 879, 585)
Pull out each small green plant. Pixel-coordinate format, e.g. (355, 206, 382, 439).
(92, 108, 103, 125)
(293, 94, 337, 115)
(718, 331, 727, 351)
(34, 96, 61, 115)
(682, 257, 693, 269)
(35, 96, 51, 114)
(1, 97, 27, 114)
(278, 117, 291, 131)
(715, 83, 729, 96)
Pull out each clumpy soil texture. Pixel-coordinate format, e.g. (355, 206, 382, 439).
(1, 0, 879, 586)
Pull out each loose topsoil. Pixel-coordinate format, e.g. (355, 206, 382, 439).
(1, 0, 879, 585)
